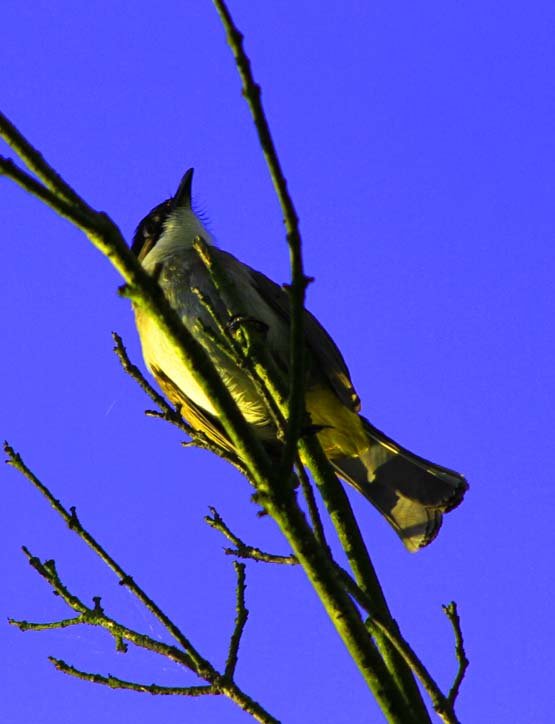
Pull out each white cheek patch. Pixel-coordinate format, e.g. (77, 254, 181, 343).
(142, 208, 214, 273)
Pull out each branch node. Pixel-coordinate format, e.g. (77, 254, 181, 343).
(115, 635, 129, 654)
(68, 506, 80, 529)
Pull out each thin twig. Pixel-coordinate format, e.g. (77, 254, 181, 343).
(112, 332, 190, 429)
(205, 507, 298, 565)
(295, 458, 328, 550)
(49, 656, 279, 723)
(369, 616, 461, 724)
(112, 333, 249, 474)
(211, 0, 309, 482)
(205, 508, 381, 621)
(209, 13, 430, 719)
(12, 547, 196, 669)
(49, 658, 214, 696)
(225, 562, 249, 678)
(443, 602, 469, 708)
(20, 547, 88, 613)
(9, 615, 83, 632)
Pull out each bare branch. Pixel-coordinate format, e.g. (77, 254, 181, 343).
(225, 562, 249, 678)
(9, 616, 83, 632)
(49, 656, 280, 723)
(4, 443, 215, 675)
(295, 459, 328, 550)
(443, 602, 469, 709)
(112, 332, 190, 430)
(112, 333, 251, 476)
(368, 615, 462, 724)
(49, 658, 214, 697)
(5, 446, 279, 721)
(13, 548, 196, 669)
(20, 546, 89, 614)
(205, 507, 298, 565)
(205, 504, 463, 723)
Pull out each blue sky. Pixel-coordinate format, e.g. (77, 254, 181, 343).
(1, 2, 554, 722)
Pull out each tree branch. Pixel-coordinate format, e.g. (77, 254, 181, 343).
(49, 659, 215, 697)
(112, 331, 190, 431)
(50, 655, 278, 722)
(5, 443, 210, 666)
(112, 332, 249, 475)
(368, 612, 465, 724)
(205, 507, 298, 565)
(295, 458, 329, 550)
(225, 562, 249, 678)
(0, 110, 90, 210)
(443, 602, 469, 709)
(4, 446, 278, 723)
(210, 6, 432, 719)
(212, 0, 309, 484)
(297, 435, 431, 721)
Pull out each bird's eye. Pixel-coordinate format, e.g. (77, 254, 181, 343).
(132, 200, 172, 259)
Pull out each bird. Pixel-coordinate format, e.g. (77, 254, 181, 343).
(131, 169, 468, 551)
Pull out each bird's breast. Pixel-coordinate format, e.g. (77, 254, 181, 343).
(134, 251, 280, 428)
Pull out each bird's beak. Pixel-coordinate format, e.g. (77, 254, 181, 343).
(172, 168, 194, 209)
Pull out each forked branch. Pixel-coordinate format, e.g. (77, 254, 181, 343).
(4, 443, 278, 724)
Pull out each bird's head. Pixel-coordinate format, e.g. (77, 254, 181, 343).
(131, 168, 212, 269)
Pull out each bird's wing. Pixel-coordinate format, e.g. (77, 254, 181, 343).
(246, 262, 361, 412)
(150, 363, 236, 455)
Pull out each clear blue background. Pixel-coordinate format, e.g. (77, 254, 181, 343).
(2, 2, 554, 722)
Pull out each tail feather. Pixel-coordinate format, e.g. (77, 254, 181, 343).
(332, 418, 468, 551)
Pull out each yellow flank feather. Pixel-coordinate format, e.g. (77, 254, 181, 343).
(305, 386, 368, 458)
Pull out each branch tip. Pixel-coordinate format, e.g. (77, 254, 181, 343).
(442, 601, 468, 709)
(68, 506, 79, 529)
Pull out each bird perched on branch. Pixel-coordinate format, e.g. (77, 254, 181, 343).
(131, 169, 467, 551)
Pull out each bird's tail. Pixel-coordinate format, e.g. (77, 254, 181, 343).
(331, 417, 468, 551)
